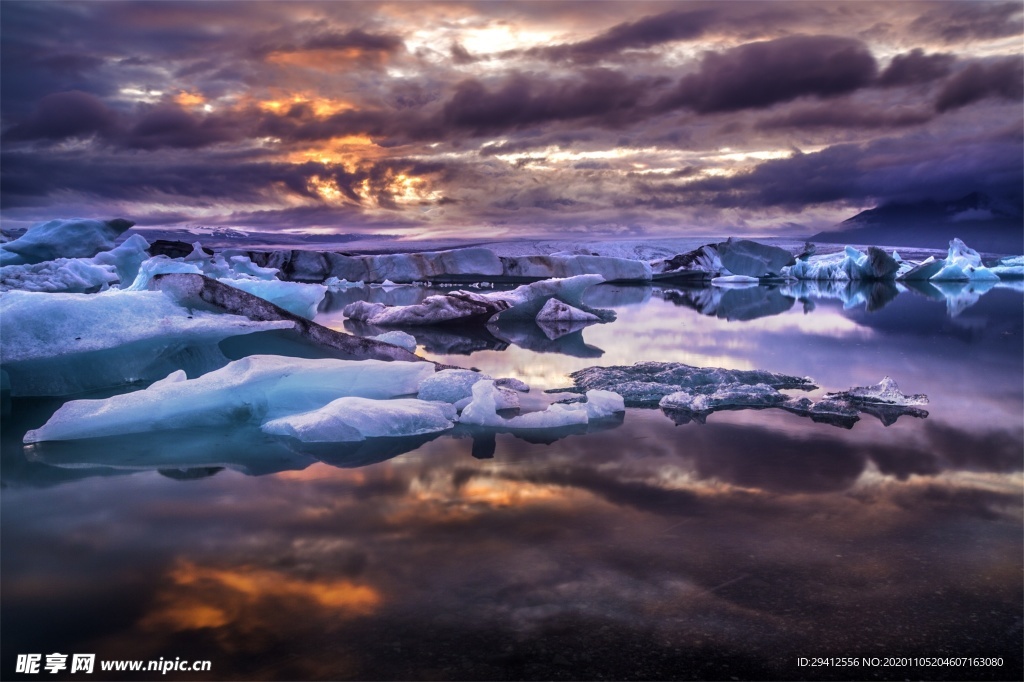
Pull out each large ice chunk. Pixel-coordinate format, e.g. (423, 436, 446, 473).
(1, 290, 293, 396)
(24, 356, 437, 442)
(342, 274, 610, 327)
(716, 239, 795, 277)
(218, 279, 326, 319)
(498, 254, 652, 282)
(370, 330, 418, 352)
(261, 397, 456, 442)
(652, 244, 723, 280)
(0, 218, 133, 265)
(459, 380, 587, 428)
(990, 255, 1024, 279)
(930, 238, 1000, 281)
(417, 368, 492, 403)
(0, 258, 119, 293)
(786, 246, 899, 281)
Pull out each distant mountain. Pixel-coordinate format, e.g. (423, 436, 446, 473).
(811, 192, 1023, 254)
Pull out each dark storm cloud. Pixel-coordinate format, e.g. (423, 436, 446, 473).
(909, 1, 1024, 43)
(756, 101, 934, 131)
(935, 57, 1024, 112)
(126, 105, 244, 150)
(657, 35, 878, 114)
(532, 8, 718, 62)
(3, 90, 118, 141)
(441, 70, 662, 135)
(634, 126, 1024, 210)
(878, 48, 956, 87)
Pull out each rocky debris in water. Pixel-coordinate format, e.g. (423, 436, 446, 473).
(152, 273, 423, 363)
(553, 361, 816, 406)
(658, 375, 927, 428)
(825, 375, 928, 406)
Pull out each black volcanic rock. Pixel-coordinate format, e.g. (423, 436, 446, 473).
(811, 192, 1023, 254)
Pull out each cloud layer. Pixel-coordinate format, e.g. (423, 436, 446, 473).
(1, 1, 1021, 237)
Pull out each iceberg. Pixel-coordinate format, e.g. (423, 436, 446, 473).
(824, 376, 928, 407)
(24, 356, 437, 442)
(929, 238, 1000, 281)
(151, 274, 422, 362)
(0, 290, 293, 396)
(498, 254, 652, 282)
(556, 361, 816, 406)
(534, 297, 601, 323)
(652, 245, 723, 280)
(990, 255, 1024, 279)
(369, 330, 418, 352)
(716, 239, 795, 277)
(458, 381, 620, 429)
(342, 274, 610, 327)
(0, 233, 151, 293)
(786, 246, 899, 281)
(0, 258, 119, 293)
(261, 397, 456, 442)
(241, 247, 504, 283)
(0, 218, 133, 266)
(217, 279, 326, 319)
(417, 368, 493, 403)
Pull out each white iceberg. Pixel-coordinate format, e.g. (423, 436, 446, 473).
(785, 246, 899, 281)
(1, 290, 293, 396)
(24, 356, 436, 442)
(217, 278, 326, 319)
(418, 368, 492, 403)
(343, 274, 610, 327)
(498, 254, 652, 282)
(990, 255, 1024, 279)
(0, 218, 133, 266)
(370, 330, 418, 352)
(0, 233, 151, 293)
(261, 397, 456, 442)
(0, 258, 119, 293)
(458, 381, 621, 429)
(929, 238, 1000, 281)
(534, 298, 601, 323)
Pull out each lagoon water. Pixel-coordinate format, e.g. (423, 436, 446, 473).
(3, 281, 1022, 680)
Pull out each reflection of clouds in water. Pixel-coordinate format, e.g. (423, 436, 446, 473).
(2, 421, 1020, 676)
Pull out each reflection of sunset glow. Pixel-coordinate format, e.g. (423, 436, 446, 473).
(274, 463, 367, 482)
(141, 561, 381, 633)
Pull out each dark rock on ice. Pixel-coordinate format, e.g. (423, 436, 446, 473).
(149, 240, 214, 259)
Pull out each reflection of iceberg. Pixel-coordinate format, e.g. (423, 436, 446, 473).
(783, 279, 899, 311)
(898, 279, 999, 317)
(488, 321, 604, 358)
(288, 433, 445, 469)
(659, 285, 795, 321)
(344, 319, 508, 355)
(931, 280, 999, 317)
(25, 427, 317, 477)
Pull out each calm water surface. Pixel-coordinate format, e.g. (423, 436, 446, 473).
(3, 283, 1022, 680)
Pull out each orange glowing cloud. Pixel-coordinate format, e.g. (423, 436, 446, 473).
(266, 47, 391, 71)
(174, 90, 206, 108)
(140, 561, 381, 633)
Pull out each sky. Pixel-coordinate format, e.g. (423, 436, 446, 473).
(1, 1, 1022, 239)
